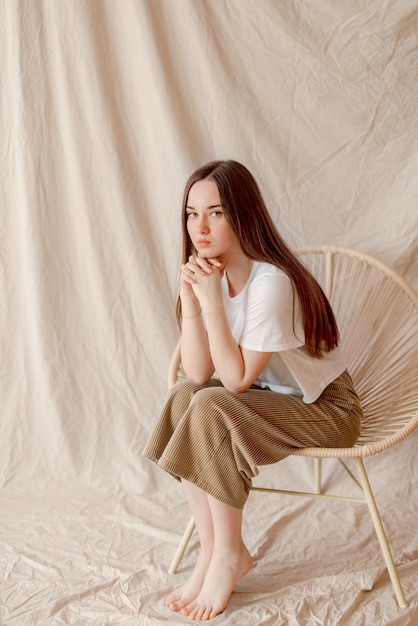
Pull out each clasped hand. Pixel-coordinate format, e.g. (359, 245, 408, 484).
(181, 255, 224, 306)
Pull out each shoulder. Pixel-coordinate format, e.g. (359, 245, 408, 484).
(240, 261, 304, 351)
(245, 262, 296, 318)
(249, 262, 293, 294)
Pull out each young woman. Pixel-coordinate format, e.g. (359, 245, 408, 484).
(143, 160, 362, 621)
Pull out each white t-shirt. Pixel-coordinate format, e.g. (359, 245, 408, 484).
(220, 261, 346, 404)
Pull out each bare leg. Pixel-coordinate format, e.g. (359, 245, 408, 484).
(180, 492, 253, 621)
(165, 480, 214, 611)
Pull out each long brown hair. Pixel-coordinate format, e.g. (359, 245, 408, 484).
(177, 160, 339, 357)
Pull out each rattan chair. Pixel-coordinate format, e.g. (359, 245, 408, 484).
(167, 245, 418, 608)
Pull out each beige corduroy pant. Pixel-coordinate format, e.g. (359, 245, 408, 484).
(143, 371, 362, 509)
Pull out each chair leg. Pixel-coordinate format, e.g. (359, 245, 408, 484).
(168, 516, 195, 574)
(354, 458, 407, 608)
(314, 458, 322, 494)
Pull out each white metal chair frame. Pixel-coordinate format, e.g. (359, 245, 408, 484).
(167, 245, 418, 609)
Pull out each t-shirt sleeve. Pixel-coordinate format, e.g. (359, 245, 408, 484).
(239, 268, 305, 352)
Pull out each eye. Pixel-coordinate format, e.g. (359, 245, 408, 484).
(211, 210, 223, 217)
(186, 211, 197, 219)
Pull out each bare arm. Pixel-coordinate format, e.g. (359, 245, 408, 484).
(180, 290, 215, 383)
(181, 255, 272, 392)
(203, 293, 272, 393)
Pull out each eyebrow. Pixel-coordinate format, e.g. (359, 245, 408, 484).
(186, 204, 223, 210)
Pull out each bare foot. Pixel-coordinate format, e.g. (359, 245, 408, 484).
(180, 544, 253, 620)
(165, 548, 212, 612)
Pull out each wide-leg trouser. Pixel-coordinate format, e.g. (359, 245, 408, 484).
(142, 372, 362, 509)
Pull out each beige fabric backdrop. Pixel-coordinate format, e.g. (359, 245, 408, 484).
(1, 1, 418, 624)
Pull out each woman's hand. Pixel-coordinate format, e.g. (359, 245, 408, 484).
(181, 255, 224, 309)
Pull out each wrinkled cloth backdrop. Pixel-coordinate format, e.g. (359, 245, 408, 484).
(1, 1, 418, 624)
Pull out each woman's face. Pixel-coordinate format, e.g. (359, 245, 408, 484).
(186, 179, 242, 262)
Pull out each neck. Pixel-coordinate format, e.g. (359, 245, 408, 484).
(223, 255, 253, 297)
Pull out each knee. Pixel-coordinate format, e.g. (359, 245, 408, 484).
(170, 379, 205, 399)
(165, 380, 208, 417)
(190, 386, 230, 407)
(189, 388, 238, 427)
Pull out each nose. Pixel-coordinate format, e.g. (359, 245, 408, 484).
(197, 216, 209, 234)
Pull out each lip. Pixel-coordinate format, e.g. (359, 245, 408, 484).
(197, 239, 211, 246)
